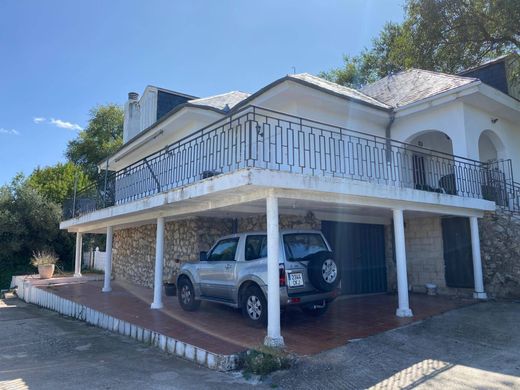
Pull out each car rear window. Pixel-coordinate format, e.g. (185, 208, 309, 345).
(283, 233, 328, 261)
(245, 235, 267, 261)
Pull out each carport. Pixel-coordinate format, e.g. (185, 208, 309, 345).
(61, 168, 493, 349)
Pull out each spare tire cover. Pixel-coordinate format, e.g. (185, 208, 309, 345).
(306, 251, 341, 292)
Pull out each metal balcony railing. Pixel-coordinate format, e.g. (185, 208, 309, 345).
(63, 105, 520, 219)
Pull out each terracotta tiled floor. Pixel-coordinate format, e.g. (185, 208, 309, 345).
(40, 280, 475, 356)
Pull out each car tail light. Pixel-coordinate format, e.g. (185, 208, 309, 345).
(279, 264, 286, 287)
(288, 297, 301, 304)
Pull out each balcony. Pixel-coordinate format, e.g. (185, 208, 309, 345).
(62, 105, 520, 220)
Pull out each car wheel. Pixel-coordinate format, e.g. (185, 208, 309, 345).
(307, 251, 341, 292)
(177, 278, 201, 312)
(301, 301, 329, 317)
(241, 286, 267, 328)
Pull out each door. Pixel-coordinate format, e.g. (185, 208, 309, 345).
(198, 237, 239, 300)
(442, 217, 474, 288)
(322, 221, 387, 294)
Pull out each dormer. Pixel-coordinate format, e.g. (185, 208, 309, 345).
(123, 86, 197, 143)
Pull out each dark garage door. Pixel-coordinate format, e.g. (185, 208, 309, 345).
(442, 217, 475, 288)
(322, 221, 387, 295)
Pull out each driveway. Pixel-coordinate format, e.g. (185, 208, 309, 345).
(2, 297, 520, 390)
(0, 297, 265, 390)
(270, 301, 520, 389)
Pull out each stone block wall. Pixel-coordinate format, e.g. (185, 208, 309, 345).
(405, 216, 447, 291)
(385, 216, 447, 294)
(112, 213, 321, 289)
(480, 211, 520, 298)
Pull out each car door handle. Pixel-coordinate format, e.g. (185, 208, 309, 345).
(225, 264, 232, 270)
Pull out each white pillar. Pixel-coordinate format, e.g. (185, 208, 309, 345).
(264, 193, 284, 348)
(470, 216, 487, 299)
(151, 217, 165, 309)
(102, 226, 113, 293)
(393, 209, 413, 317)
(74, 232, 83, 277)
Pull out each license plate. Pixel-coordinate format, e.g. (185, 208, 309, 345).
(288, 272, 304, 288)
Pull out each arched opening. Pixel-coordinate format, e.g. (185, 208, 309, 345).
(478, 130, 507, 205)
(405, 130, 456, 194)
(478, 130, 504, 163)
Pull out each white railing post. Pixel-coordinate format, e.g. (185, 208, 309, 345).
(393, 209, 413, 317)
(264, 192, 284, 348)
(151, 217, 165, 309)
(470, 216, 488, 299)
(102, 226, 113, 293)
(74, 232, 83, 277)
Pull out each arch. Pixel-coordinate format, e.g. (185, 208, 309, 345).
(478, 129, 505, 163)
(404, 130, 456, 194)
(405, 129, 454, 156)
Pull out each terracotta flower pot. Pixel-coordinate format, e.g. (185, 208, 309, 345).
(38, 264, 55, 279)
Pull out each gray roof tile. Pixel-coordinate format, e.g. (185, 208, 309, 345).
(189, 91, 250, 111)
(289, 73, 391, 109)
(361, 69, 479, 108)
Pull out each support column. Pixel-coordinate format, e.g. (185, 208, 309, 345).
(264, 192, 284, 348)
(151, 217, 165, 309)
(102, 226, 113, 293)
(393, 209, 413, 317)
(74, 232, 83, 277)
(470, 216, 487, 299)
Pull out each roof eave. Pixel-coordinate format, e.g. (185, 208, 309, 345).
(231, 76, 392, 114)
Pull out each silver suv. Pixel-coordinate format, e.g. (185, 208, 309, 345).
(176, 230, 341, 327)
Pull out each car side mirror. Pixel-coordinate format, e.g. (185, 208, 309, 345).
(199, 251, 207, 262)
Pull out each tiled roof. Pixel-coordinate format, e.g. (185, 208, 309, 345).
(361, 69, 479, 108)
(289, 73, 391, 109)
(189, 91, 251, 111)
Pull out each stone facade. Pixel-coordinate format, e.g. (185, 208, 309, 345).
(385, 216, 448, 294)
(480, 211, 520, 298)
(112, 218, 233, 288)
(405, 217, 447, 292)
(112, 213, 320, 288)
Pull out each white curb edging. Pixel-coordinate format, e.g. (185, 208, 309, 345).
(13, 276, 240, 371)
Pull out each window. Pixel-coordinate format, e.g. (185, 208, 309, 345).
(207, 238, 239, 261)
(245, 235, 267, 261)
(283, 233, 328, 261)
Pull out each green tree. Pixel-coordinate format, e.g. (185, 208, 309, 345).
(66, 104, 123, 179)
(323, 0, 520, 87)
(0, 175, 74, 289)
(27, 162, 91, 205)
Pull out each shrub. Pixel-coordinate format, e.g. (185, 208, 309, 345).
(240, 346, 292, 376)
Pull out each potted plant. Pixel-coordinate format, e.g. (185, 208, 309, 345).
(31, 250, 58, 279)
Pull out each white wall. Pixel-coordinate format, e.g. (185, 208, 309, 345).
(392, 102, 468, 158)
(463, 103, 520, 173)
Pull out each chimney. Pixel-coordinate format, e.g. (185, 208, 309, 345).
(123, 92, 141, 143)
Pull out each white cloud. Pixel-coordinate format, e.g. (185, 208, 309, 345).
(33, 117, 46, 124)
(49, 118, 83, 131)
(0, 128, 20, 136)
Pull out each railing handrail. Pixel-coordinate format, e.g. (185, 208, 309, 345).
(115, 104, 487, 176)
(64, 105, 520, 219)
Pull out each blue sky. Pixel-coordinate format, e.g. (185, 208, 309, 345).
(0, 0, 404, 185)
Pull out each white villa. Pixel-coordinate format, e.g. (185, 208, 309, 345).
(61, 55, 520, 347)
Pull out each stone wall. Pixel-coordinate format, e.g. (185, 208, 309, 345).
(113, 218, 233, 288)
(480, 211, 520, 298)
(384, 216, 448, 294)
(237, 212, 321, 232)
(112, 213, 320, 288)
(405, 216, 447, 292)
